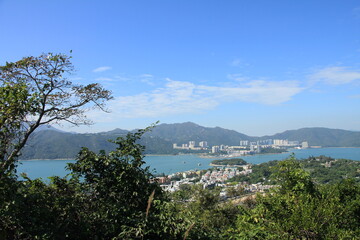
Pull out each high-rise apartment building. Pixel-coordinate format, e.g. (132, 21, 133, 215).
(199, 141, 208, 148)
(239, 140, 249, 146)
(301, 141, 309, 148)
(212, 146, 220, 153)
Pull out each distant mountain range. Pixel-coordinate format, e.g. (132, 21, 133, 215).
(20, 122, 360, 160)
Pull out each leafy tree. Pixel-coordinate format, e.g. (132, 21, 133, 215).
(169, 184, 242, 239)
(271, 154, 316, 195)
(226, 185, 245, 198)
(66, 126, 165, 239)
(1, 126, 193, 239)
(0, 82, 36, 174)
(0, 53, 112, 173)
(0, 53, 112, 239)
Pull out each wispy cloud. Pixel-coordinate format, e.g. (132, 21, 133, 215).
(227, 73, 248, 81)
(140, 74, 153, 78)
(69, 77, 84, 81)
(95, 77, 114, 82)
(98, 79, 303, 119)
(114, 75, 131, 81)
(309, 66, 360, 85)
(139, 74, 155, 85)
(99, 73, 155, 84)
(93, 66, 112, 73)
(230, 58, 250, 67)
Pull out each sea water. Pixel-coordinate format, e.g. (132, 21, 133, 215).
(17, 147, 360, 180)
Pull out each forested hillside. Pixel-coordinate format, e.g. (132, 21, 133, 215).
(20, 123, 360, 159)
(264, 127, 360, 147)
(145, 122, 255, 146)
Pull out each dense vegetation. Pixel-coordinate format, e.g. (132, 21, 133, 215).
(211, 158, 247, 166)
(260, 147, 287, 154)
(228, 155, 360, 185)
(1, 129, 188, 239)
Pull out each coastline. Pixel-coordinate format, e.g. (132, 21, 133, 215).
(18, 147, 360, 161)
(17, 148, 360, 179)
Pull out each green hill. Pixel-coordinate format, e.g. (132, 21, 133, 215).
(20, 123, 360, 159)
(144, 122, 255, 146)
(265, 127, 360, 147)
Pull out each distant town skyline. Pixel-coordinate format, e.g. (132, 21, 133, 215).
(1, 1, 360, 136)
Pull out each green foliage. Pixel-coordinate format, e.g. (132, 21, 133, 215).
(226, 156, 360, 239)
(229, 180, 360, 239)
(227, 160, 279, 184)
(260, 147, 286, 154)
(0, 82, 38, 173)
(226, 185, 245, 198)
(304, 156, 360, 183)
(271, 154, 316, 195)
(228, 155, 360, 185)
(169, 184, 242, 239)
(0, 127, 192, 239)
(65, 126, 165, 238)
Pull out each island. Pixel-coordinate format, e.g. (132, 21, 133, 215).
(210, 158, 247, 166)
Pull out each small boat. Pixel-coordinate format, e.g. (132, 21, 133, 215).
(198, 163, 201, 166)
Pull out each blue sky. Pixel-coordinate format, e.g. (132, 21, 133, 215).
(1, 0, 360, 136)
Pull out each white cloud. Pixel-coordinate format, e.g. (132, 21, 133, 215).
(227, 73, 248, 81)
(69, 77, 83, 81)
(230, 58, 250, 67)
(139, 74, 155, 85)
(309, 67, 360, 85)
(199, 80, 302, 105)
(95, 79, 303, 120)
(95, 77, 114, 82)
(114, 75, 130, 81)
(93, 66, 112, 73)
(140, 74, 153, 78)
(93, 73, 156, 84)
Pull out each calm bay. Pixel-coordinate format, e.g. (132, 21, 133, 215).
(17, 147, 360, 180)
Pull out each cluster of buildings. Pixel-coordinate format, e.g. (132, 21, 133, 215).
(152, 165, 275, 199)
(155, 166, 251, 192)
(173, 141, 208, 150)
(173, 140, 309, 156)
(155, 139, 311, 199)
(198, 166, 252, 188)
